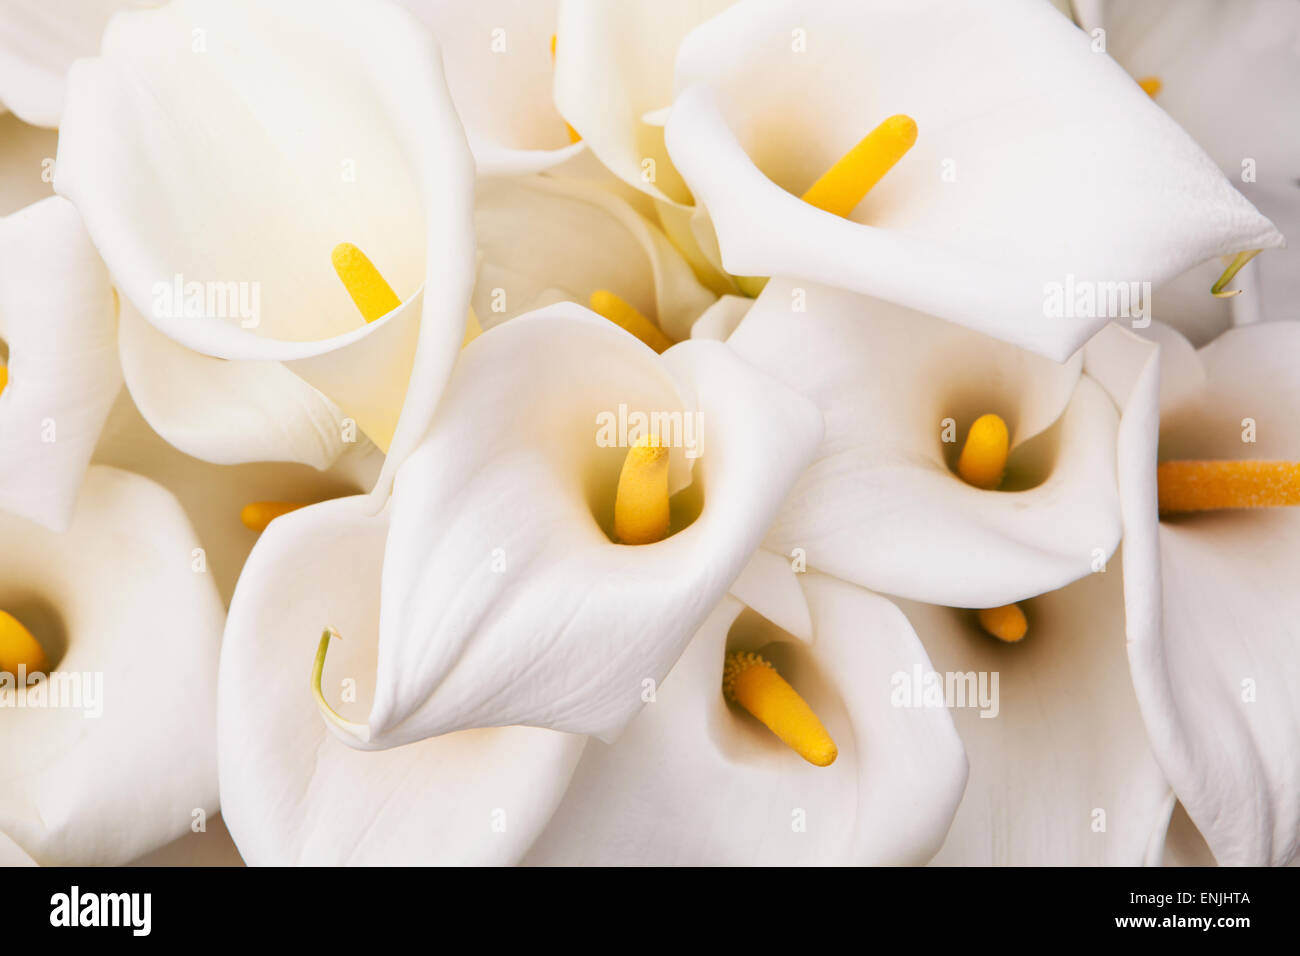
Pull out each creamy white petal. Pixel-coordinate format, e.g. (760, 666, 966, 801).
(0, 466, 224, 865)
(54, 0, 476, 488)
(400, 0, 585, 174)
(666, 0, 1282, 360)
(0, 0, 139, 127)
(118, 299, 353, 469)
(0, 196, 120, 531)
(898, 558, 1168, 865)
(472, 175, 713, 339)
(729, 281, 1120, 607)
(527, 574, 968, 865)
(0, 112, 55, 216)
(92, 386, 382, 605)
(1094, 321, 1300, 865)
(553, 0, 733, 203)
(349, 305, 821, 748)
(219, 495, 585, 865)
(689, 293, 751, 341)
(1100, 0, 1299, 325)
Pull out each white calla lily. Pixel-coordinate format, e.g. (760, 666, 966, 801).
(896, 558, 1170, 865)
(1087, 319, 1300, 865)
(473, 174, 714, 338)
(320, 304, 821, 749)
(525, 571, 968, 865)
(219, 495, 584, 865)
(664, 0, 1282, 360)
(92, 386, 384, 605)
(401, 0, 585, 175)
(1096, 0, 1299, 328)
(0, 196, 120, 531)
(0, 0, 140, 127)
(54, 0, 475, 491)
(727, 280, 1120, 608)
(0, 465, 224, 865)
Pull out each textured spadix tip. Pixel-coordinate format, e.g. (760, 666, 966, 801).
(614, 435, 672, 545)
(957, 413, 1010, 490)
(977, 603, 1028, 643)
(0, 610, 49, 678)
(723, 651, 838, 767)
(331, 241, 401, 322)
(1157, 460, 1300, 514)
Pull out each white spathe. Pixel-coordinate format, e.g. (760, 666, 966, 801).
(728, 280, 1121, 608)
(218, 495, 585, 865)
(0, 466, 224, 865)
(1086, 320, 1300, 866)
(472, 174, 714, 338)
(53, 0, 476, 486)
(0, 196, 120, 531)
(338, 305, 822, 749)
(399, 0, 585, 175)
(665, 0, 1282, 360)
(525, 573, 969, 865)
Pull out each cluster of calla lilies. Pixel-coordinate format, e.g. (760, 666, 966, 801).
(0, 0, 1297, 867)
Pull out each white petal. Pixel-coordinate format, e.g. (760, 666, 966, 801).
(400, 0, 585, 174)
(666, 0, 1283, 360)
(1101, 321, 1300, 865)
(118, 299, 352, 468)
(1101, 0, 1300, 325)
(219, 495, 584, 865)
(472, 175, 713, 339)
(0, 466, 224, 864)
(0, 196, 120, 531)
(553, 0, 733, 203)
(729, 281, 1120, 607)
(527, 574, 968, 865)
(898, 558, 1169, 865)
(689, 293, 752, 341)
(92, 387, 382, 605)
(0, 0, 135, 127)
(54, 0, 476, 488)
(357, 305, 822, 747)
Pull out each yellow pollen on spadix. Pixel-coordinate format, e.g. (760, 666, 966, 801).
(240, 501, 309, 532)
(723, 650, 837, 766)
(801, 114, 918, 219)
(613, 434, 671, 545)
(956, 413, 1010, 490)
(736, 113, 918, 297)
(0, 365, 8, 394)
(1138, 76, 1162, 98)
(331, 242, 401, 322)
(1210, 250, 1261, 298)
(589, 291, 674, 353)
(0, 610, 49, 679)
(978, 603, 1028, 643)
(1157, 460, 1300, 514)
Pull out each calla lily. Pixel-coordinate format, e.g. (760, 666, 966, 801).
(335, 305, 821, 749)
(663, 0, 1283, 360)
(0, 196, 120, 531)
(726, 279, 1121, 608)
(53, 0, 475, 493)
(524, 569, 968, 865)
(0, 465, 224, 865)
(400, 0, 585, 175)
(1086, 319, 1300, 865)
(92, 385, 384, 604)
(892, 563, 1171, 865)
(0, 0, 141, 127)
(472, 174, 714, 338)
(1087, 0, 1299, 332)
(218, 495, 585, 865)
